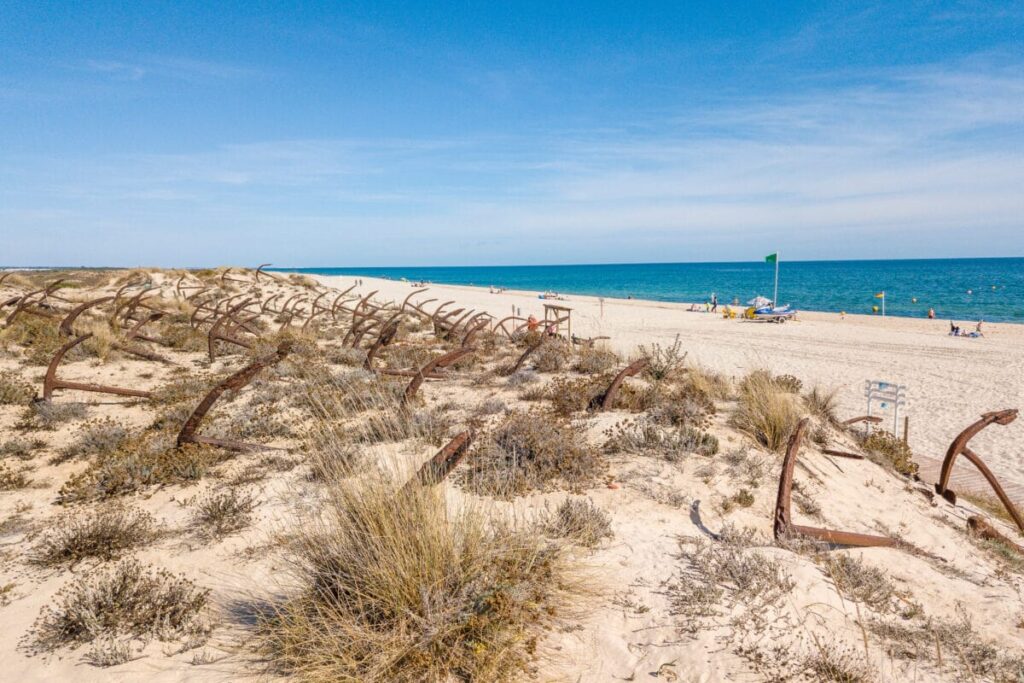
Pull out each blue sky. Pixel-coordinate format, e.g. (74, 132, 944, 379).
(2, 2, 1022, 267)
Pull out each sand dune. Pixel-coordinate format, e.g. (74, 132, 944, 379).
(312, 273, 1024, 497)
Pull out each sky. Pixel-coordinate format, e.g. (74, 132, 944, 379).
(1, 1, 1023, 267)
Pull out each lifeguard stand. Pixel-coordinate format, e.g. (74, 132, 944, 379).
(542, 303, 572, 339)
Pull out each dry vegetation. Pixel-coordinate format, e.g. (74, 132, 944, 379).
(0, 267, 1021, 682)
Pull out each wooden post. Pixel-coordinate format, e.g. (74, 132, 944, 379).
(903, 416, 910, 445)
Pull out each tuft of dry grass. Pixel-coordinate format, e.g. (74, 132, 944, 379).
(960, 490, 1017, 526)
(461, 410, 605, 497)
(685, 363, 733, 401)
(192, 488, 258, 538)
(0, 369, 34, 405)
(545, 497, 613, 547)
(256, 470, 582, 682)
(32, 559, 209, 653)
(731, 370, 802, 452)
(30, 505, 158, 567)
(804, 385, 840, 426)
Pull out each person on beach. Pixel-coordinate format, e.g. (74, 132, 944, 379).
(928, 308, 935, 319)
(526, 315, 539, 331)
(711, 292, 718, 313)
(976, 320, 984, 336)
(950, 321, 961, 336)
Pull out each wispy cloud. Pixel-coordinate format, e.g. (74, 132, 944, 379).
(79, 55, 262, 83)
(3, 58, 1023, 266)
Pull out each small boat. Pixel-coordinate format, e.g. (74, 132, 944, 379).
(744, 296, 797, 323)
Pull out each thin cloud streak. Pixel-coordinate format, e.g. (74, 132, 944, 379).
(2, 60, 1023, 266)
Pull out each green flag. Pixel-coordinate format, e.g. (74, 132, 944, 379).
(765, 253, 778, 264)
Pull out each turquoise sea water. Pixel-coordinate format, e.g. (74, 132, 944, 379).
(280, 258, 1024, 323)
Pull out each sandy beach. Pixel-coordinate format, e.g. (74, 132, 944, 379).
(3, 266, 1024, 682)
(311, 273, 1024, 497)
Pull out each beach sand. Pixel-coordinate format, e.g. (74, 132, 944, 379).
(3, 267, 1024, 682)
(313, 274, 1024, 497)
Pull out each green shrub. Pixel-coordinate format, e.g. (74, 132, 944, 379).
(861, 430, 918, 477)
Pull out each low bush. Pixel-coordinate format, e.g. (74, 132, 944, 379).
(666, 525, 794, 634)
(639, 335, 686, 381)
(506, 369, 539, 387)
(545, 497, 613, 547)
(0, 369, 34, 405)
(573, 347, 619, 375)
(0, 462, 30, 490)
(1, 437, 45, 460)
(860, 430, 918, 477)
(30, 505, 158, 567)
(33, 559, 209, 653)
(192, 488, 258, 538)
(58, 437, 226, 503)
(868, 608, 1024, 680)
(22, 400, 88, 430)
(532, 339, 572, 373)
(57, 418, 131, 463)
(604, 418, 719, 460)
(462, 410, 604, 497)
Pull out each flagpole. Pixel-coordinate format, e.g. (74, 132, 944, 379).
(773, 252, 779, 307)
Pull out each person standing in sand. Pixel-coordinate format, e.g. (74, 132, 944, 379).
(711, 292, 718, 313)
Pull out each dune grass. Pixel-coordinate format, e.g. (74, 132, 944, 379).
(731, 370, 803, 452)
(257, 468, 581, 682)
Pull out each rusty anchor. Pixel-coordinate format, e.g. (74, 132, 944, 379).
(176, 340, 293, 452)
(403, 430, 475, 490)
(591, 358, 649, 411)
(402, 346, 475, 407)
(774, 418, 896, 548)
(43, 334, 153, 401)
(934, 409, 1023, 534)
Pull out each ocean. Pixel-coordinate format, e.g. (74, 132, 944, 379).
(280, 258, 1024, 323)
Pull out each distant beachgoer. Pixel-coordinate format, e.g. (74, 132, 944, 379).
(711, 292, 718, 313)
(527, 315, 539, 331)
(928, 308, 935, 319)
(950, 321, 961, 336)
(976, 320, 984, 336)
